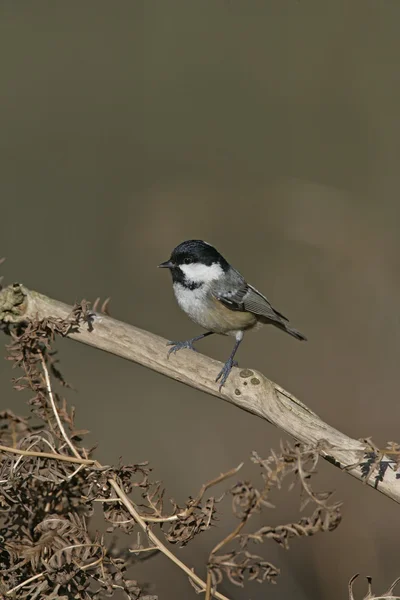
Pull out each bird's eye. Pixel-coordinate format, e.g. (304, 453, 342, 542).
(183, 257, 192, 265)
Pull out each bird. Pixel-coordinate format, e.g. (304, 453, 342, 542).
(158, 240, 306, 388)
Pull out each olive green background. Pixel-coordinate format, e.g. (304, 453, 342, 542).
(1, 1, 400, 598)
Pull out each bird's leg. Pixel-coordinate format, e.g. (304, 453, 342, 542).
(216, 332, 243, 390)
(167, 331, 214, 357)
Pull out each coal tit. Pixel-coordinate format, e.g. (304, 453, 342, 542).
(159, 240, 306, 388)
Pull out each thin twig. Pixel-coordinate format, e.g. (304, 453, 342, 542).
(67, 463, 87, 479)
(12, 436, 57, 472)
(130, 545, 158, 554)
(94, 497, 121, 503)
(140, 463, 243, 523)
(210, 520, 247, 559)
(77, 555, 105, 572)
(141, 514, 179, 523)
(53, 542, 103, 557)
(39, 351, 81, 460)
(0, 444, 94, 465)
(205, 571, 213, 600)
(6, 572, 45, 595)
(187, 463, 243, 516)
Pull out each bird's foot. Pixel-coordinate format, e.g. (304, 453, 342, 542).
(215, 358, 239, 390)
(167, 339, 197, 357)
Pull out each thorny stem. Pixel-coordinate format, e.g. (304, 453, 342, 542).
(39, 351, 81, 460)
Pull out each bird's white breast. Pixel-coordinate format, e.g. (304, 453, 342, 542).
(173, 283, 211, 329)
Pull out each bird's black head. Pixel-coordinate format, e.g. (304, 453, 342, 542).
(158, 240, 230, 287)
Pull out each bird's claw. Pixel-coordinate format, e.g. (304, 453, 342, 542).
(167, 340, 197, 357)
(216, 359, 238, 390)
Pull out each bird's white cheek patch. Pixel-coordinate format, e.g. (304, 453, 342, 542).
(180, 262, 224, 283)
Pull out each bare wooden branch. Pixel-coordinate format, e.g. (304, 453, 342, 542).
(1, 283, 399, 504)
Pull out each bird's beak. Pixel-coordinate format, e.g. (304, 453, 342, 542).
(158, 260, 174, 269)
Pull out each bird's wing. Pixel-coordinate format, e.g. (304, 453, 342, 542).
(242, 284, 289, 322)
(212, 275, 288, 323)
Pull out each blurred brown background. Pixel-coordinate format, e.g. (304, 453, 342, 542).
(1, 1, 400, 598)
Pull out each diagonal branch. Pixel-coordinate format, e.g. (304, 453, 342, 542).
(1, 283, 400, 504)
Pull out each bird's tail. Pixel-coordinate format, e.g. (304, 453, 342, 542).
(285, 325, 307, 341)
(277, 322, 307, 341)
